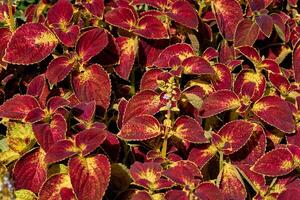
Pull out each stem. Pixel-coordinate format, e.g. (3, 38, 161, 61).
(161, 134, 168, 158)
(219, 151, 224, 173)
(7, 0, 15, 31)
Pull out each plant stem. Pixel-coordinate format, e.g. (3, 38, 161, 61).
(7, 0, 15, 31)
(161, 134, 168, 158)
(219, 151, 224, 172)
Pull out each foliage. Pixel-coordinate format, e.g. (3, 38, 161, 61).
(0, 0, 300, 199)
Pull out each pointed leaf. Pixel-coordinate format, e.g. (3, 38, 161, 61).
(0, 95, 39, 120)
(212, 0, 243, 40)
(123, 90, 162, 123)
(154, 43, 194, 68)
(251, 148, 295, 176)
(188, 145, 217, 169)
(220, 163, 247, 200)
(82, 0, 104, 18)
(13, 148, 47, 193)
(105, 7, 137, 30)
(3, 23, 58, 65)
(72, 64, 111, 109)
(182, 56, 214, 75)
(134, 15, 168, 39)
(45, 140, 78, 164)
(252, 96, 295, 133)
(173, 115, 208, 143)
(200, 90, 241, 118)
(293, 40, 300, 82)
(76, 28, 108, 62)
(39, 174, 76, 200)
(255, 14, 273, 37)
(75, 128, 107, 156)
(195, 182, 224, 200)
(118, 115, 161, 141)
(214, 120, 258, 155)
(69, 155, 110, 200)
(115, 37, 138, 80)
(33, 113, 67, 151)
(234, 18, 259, 47)
(166, 0, 199, 29)
(47, 0, 73, 25)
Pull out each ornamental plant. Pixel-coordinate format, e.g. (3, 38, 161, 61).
(1, 0, 300, 199)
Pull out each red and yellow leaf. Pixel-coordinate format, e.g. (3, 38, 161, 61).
(172, 115, 207, 143)
(212, 0, 243, 40)
(0, 95, 39, 120)
(45, 140, 78, 164)
(72, 64, 111, 109)
(39, 174, 76, 200)
(200, 90, 241, 118)
(252, 96, 295, 133)
(69, 155, 110, 200)
(118, 115, 161, 141)
(3, 23, 58, 65)
(13, 148, 47, 193)
(251, 148, 295, 176)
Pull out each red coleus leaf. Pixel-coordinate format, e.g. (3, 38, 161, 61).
(200, 90, 241, 118)
(47, 0, 73, 25)
(45, 140, 78, 164)
(72, 101, 96, 122)
(69, 155, 110, 200)
(278, 189, 300, 200)
(165, 190, 188, 200)
(212, 0, 243, 40)
(27, 74, 47, 98)
(0, 95, 39, 120)
(39, 174, 76, 200)
(123, 90, 162, 124)
(115, 37, 138, 80)
(47, 96, 70, 113)
(252, 96, 295, 133)
(117, 98, 127, 130)
(213, 120, 258, 155)
(230, 125, 266, 165)
(33, 113, 67, 152)
(293, 40, 300, 82)
(76, 28, 108, 62)
(3, 23, 58, 65)
(188, 145, 217, 169)
(237, 164, 267, 193)
(118, 115, 161, 141)
(163, 160, 202, 186)
(234, 18, 259, 47)
(0, 28, 12, 68)
(237, 45, 261, 64)
(220, 163, 247, 200)
(154, 43, 195, 68)
(130, 161, 173, 190)
(166, 0, 199, 29)
(140, 69, 164, 91)
(82, 0, 105, 18)
(75, 128, 107, 156)
(46, 56, 75, 85)
(105, 7, 137, 30)
(130, 161, 161, 186)
(182, 56, 214, 75)
(172, 115, 208, 143)
(212, 63, 232, 90)
(251, 148, 295, 176)
(248, 0, 265, 11)
(234, 70, 266, 102)
(13, 148, 47, 193)
(255, 14, 273, 38)
(269, 73, 290, 94)
(72, 64, 111, 109)
(195, 182, 224, 200)
(133, 15, 168, 39)
(52, 24, 80, 47)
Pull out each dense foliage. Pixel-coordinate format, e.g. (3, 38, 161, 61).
(1, 0, 300, 199)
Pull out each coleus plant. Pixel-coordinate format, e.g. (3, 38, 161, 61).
(0, 0, 300, 199)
